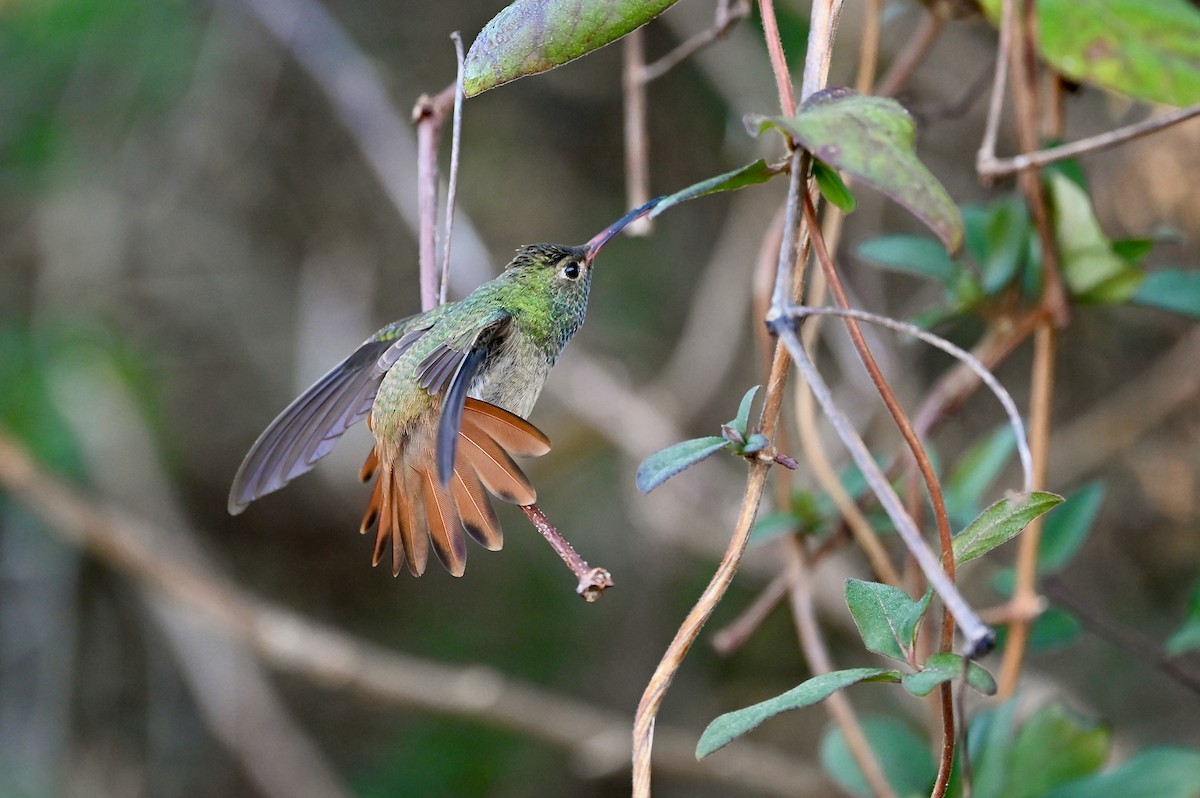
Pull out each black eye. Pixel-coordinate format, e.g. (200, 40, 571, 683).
(562, 260, 581, 280)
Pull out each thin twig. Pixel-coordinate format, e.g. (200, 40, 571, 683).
(998, 324, 1057, 696)
(855, 0, 882, 94)
(1042, 577, 1200, 697)
(784, 537, 898, 798)
(800, 191, 961, 792)
(0, 428, 829, 797)
(711, 572, 789, 656)
(793, 220, 902, 587)
(412, 86, 454, 311)
(875, 1, 946, 97)
(623, 29, 653, 236)
(759, 0, 797, 116)
(520, 504, 613, 601)
(791, 307, 1034, 496)
(438, 34, 466, 305)
(979, 101, 1200, 178)
(997, 0, 1065, 697)
(772, 317, 994, 656)
(640, 0, 750, 83)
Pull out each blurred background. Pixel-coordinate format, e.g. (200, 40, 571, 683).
(2, 0, 1199, 796)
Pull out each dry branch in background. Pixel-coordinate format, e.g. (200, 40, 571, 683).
(0, 428, 831, 798)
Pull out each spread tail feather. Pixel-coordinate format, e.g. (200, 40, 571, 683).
(358, 400, 550, 576)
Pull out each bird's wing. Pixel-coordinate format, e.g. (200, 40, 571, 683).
(228, 324, 431, 514)
(415, 311, 511, 486)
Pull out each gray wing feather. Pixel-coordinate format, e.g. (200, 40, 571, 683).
(228, 326, 428, 514)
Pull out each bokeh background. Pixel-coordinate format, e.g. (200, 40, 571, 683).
(2, 1, 1199, 796)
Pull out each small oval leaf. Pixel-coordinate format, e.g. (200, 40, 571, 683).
(813, 159, 857, 214)
(857, 234, 961, 288)
(902, 652, 997, 697)
(731, 384, 761, 436)
(648, 161, 780, 219)
(845, 579, 932, 663)
(697, 668, 900, 758)
(635, 436, 727, 493)
(952, 491, 1064, 566)
(464, 0, 680, 96)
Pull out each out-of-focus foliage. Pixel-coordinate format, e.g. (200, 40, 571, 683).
(2, 0, 1200, 795)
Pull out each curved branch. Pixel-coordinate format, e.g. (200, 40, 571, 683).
(0, 428, 826, 797)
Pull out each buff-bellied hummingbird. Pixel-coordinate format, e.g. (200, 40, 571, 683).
(228, 199, 660, 578)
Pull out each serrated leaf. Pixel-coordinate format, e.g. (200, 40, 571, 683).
(845, 579, 931, 663)
(944, 425, 1018, 529)
(463, 0, 679, 95)
(697, 668, 900, 758)
(1131, 269, 1200, 318)
(1048, 172, 1145, 303)
(901, 652, 997, 697)
(749, 89, 963, 252)
(953, 492, 1064, 566)
(1008, 702, 1110, 798)
(857, 235, 961, 287)
(1165, 576, 1200, 656)
(1043, 748, 1200, 798)
(648, 160, 780, 219)
(1039, 482, 1104, 574)
(820, 716, 936, 798)
(635, 436, 727, 493)
(730, 385, 760, 437)
(813, 159, 857, 213)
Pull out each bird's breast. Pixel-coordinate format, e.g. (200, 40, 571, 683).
(469, 331, 554, 419)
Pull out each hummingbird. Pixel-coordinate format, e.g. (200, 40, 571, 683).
(228, 199, 659, 578)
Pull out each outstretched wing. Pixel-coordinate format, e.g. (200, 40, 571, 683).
(228, 325, 430, 514)
(415, 312, 511, 486)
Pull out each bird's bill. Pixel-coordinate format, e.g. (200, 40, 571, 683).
(582, 196, 664, 260)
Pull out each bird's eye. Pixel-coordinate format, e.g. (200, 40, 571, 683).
(561, 260, 582, 280)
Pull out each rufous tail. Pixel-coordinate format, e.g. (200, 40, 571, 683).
(359, 399, 550, 577)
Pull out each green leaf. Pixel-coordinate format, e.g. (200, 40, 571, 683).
(1032, 0, 1200, 106)
(1008, 702, 1110, 798)
(1043, 748, 1200, 798)
(813, 159, 857, 213)
(635, 436, 727, 493)
(953, 492, 1064, 566)
(1111, 237, 1156, 262)
(1165, 576, 1200, 656)
(1039, 482, 1104, 573)
(1048, 172, 1145, 303)
(820, 716, 936, 798)
(740, 433, 768, 455)
(981, 195, 1032, 294)
(697, 668, 900, 758)
(1028, 607, 1083, 651)
(730, 385, 761, 438)
(1131, 269, 1200, 318)
(901, 652, 997, 697)
(957, 700, 1020, 798)
(749, 89, 964, 251)
(857, 235, 960, 288)
(648, 160, 780, 219)
(845, 579, 931, 663)
(463, 0, 679, 96)
(944, 425, 1018, 528)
